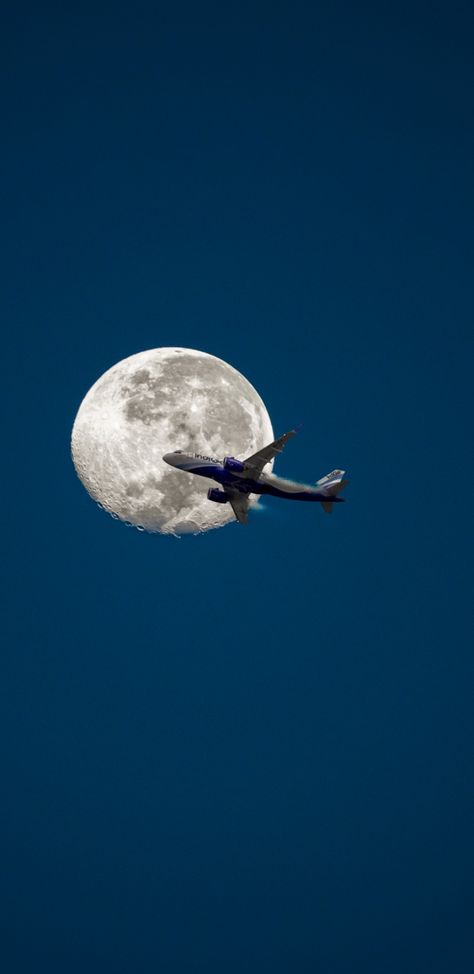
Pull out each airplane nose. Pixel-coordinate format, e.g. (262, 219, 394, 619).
(162, 453, 178, 467)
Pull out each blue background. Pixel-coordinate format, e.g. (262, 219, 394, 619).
(2, 3, 473, 971)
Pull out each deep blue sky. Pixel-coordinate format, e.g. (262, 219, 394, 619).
(2, 3, 473, 971)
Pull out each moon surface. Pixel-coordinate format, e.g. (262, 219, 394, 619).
(71, 348, 274, 535)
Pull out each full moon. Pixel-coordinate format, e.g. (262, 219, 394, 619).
(71, 348, 274, 535)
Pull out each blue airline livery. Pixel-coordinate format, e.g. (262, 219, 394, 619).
(163, 430, 348, 525)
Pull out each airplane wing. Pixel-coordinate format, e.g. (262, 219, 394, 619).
(243, 429, 297, 477)
(225, 490, 250, 525)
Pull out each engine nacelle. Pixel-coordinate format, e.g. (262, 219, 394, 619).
(223, 457, 245, 474)
(207, 488, 229, 504)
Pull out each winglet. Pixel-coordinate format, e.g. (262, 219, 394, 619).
(242, 429, 297, 476)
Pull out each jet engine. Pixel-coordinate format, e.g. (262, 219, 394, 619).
(207, 488, 229, 504)
(223, 457, 245, 473)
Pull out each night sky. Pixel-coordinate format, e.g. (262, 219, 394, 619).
(2, 3, 473, 971)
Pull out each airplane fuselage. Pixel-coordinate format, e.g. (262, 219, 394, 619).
(162, 453, 344, 503)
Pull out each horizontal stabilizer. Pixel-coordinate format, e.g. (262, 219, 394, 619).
(321, 500, 334, 514)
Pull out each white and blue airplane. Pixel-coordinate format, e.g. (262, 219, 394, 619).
(163, 429, 348, 525)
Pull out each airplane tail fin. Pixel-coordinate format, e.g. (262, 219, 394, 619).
(316, 470, 348, 514)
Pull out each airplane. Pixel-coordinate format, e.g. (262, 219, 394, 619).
(163, 429, 348, 525)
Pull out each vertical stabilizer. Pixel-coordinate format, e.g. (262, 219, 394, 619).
(316, 470, 348, 513)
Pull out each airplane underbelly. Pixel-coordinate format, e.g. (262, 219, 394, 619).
(264, 484, 321, 501)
